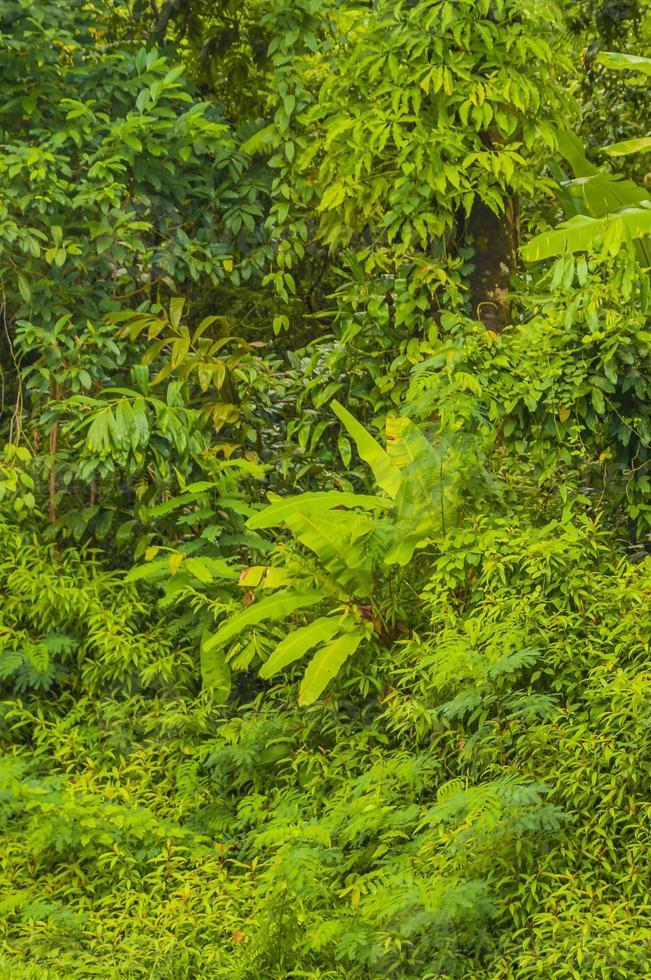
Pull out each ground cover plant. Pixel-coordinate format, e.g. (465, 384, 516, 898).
(0, 0, 650, 977)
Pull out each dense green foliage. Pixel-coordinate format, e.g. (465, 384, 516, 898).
(1, 0, 650, 977)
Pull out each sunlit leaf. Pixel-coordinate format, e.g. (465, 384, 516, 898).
(203, 590, 324, 652)
(331, 400, 402, 498)
(260, 616, 343, 679)
(298, 630, 365, 705)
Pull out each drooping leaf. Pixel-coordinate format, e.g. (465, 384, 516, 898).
(564, 174, 648, 217)
(260, 616, 343, 679)
(522, 207, 651, 261)
(284, 509, 374, 596)
(596, 51, 651, 75)
(203, 590, 324, 652)
(298, 630, 365, 705)
(169, 296, 185, 328)
(331, 400, 402, 498)
(168, 552, 184, 576)
(17, 273, 31, 303)
(556, 129, 599, 178)
(605, 136, 651, 158)
(200, 645, 231, 704)
(247, 490, 386, 530)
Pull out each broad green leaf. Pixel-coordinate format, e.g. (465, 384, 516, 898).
(298, 630, 365, 705)
(200, 645, 231, 704)
(163, 65, 185, 86)
(596, 51, 651, 76)
(605, 137, 651, 158)
(239, 565, 296, 589)
(386, 416, 440, 524)
(384, 417, 458, 554)
(239, 565, 266, 587)
(169, 296, 185, 328)
(284, 509, 374, 597)
(247, 490, 386, 529)
(555, 131, 648, 220)
(260, 567, 297, 589)
(331, 400, 401, 498)
(385, 415, 437, 471)
(522, 207, 651, 261)
(556, 130, 598, 178)
(240, 123, 278, 154)
(564, 174, 648, 217)
(17, 273, 31, 303)
(203, 590, 324, 652)
(384, 531, 429, 566)
(260, 616, 343, 679)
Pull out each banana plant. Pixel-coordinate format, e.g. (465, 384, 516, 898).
(201, 402, 461, 705)
(522, 51, 651, 263)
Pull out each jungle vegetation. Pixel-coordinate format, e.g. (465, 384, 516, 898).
(0, 1, 650, 977)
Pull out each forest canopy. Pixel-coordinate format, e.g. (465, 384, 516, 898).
(0, 1, 650, 977)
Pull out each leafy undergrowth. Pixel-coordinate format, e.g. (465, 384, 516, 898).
(1, 513, 649, 979)
(1, 1, 651, 977)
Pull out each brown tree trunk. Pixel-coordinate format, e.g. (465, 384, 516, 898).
(467, 195, 518, 333)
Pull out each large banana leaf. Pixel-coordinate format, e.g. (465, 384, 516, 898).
(596, 51, 651, 75)
(247, 490, 386, 530)
(548, 126, 651, 267)
(260, 616, 344, 679)
(555, 130, 648, 216)
(564, 174, 648, 216)
(203, 590, 324, 652)
(331, 400, 402, 498)
(298, 629, 365, 705)
(605, 137, 651, 158)
(385, 415, 438, 471)
(556, 130, 598, 178)
(284, 509, 375, 596)
(522, 207, 651, 262)
(382, 416, 458, 564)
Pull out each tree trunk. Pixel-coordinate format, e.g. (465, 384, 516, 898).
(467, 195, 518, 333)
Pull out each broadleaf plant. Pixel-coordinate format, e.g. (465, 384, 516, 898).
(202, 402, 462, 702)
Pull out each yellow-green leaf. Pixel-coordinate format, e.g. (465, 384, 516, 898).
(203, 590, 324, 652)
(260, 616, 343, 679)
(298, 630, 365, 706)
(331, 400, 401, 498)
